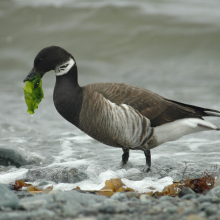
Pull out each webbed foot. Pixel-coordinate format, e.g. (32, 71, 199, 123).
(143, 165, 151, 172)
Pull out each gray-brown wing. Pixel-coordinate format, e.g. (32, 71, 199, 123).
(82, 83, 214, 127)
(79, 90, 153, 149)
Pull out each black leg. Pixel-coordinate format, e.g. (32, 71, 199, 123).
(121, 148, 129, 165)
(144, 148, 151, 172)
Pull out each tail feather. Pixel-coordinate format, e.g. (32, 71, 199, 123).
(204, 111, 220, 117)
(167, 99, 220, 118)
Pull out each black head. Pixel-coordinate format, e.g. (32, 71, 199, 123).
(23, 46, 75, 82)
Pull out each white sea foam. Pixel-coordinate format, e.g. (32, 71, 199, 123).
(53, 140, 73, 163)
(0, 168, 28, 184)
(64, 135, 92, 144)
(210, 162, 220, 165)
(48, 159, 89, 168)
(178, 138, 220, 151)
(52, 167, 173, 193)
(8, 137, 27, 144)
(122, 176, 173, 193)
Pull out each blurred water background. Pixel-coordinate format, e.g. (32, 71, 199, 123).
(0, 0, 220, 192)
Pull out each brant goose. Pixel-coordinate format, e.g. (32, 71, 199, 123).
(23, 46, 220, 171)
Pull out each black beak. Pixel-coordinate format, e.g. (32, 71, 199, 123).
(23, 68, 38, 83)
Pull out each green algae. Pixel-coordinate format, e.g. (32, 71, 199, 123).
(23, 74, 44, 114)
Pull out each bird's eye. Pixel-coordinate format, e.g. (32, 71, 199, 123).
(35, 58, 42, 66)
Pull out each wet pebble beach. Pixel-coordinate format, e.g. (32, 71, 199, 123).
(0, 182, 220, 220)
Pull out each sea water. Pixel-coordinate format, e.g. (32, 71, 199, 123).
(0, 0, 220, 193)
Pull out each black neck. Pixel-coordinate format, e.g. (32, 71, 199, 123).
(53, 65, 83, 127)
(57, 64, 79, 86)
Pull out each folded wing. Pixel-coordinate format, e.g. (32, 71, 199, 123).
(79, 90, 154, 149)
(83, 83, 220, 127)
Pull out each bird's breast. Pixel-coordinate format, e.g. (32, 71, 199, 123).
(53, 85, 83, 127)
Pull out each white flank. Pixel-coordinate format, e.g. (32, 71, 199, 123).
(99, 97, 153, 148)
(153, 118, 219, 147)
(55, 58, 75, 76)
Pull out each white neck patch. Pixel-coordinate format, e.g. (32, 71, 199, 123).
(55, 58, 75, 76)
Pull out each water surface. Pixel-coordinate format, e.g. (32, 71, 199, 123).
(0, 0, 220, 192)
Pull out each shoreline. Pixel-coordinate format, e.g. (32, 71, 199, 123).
(1, 182, 220, 220)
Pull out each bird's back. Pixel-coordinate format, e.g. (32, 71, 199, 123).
(81, 82, 207, 127)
